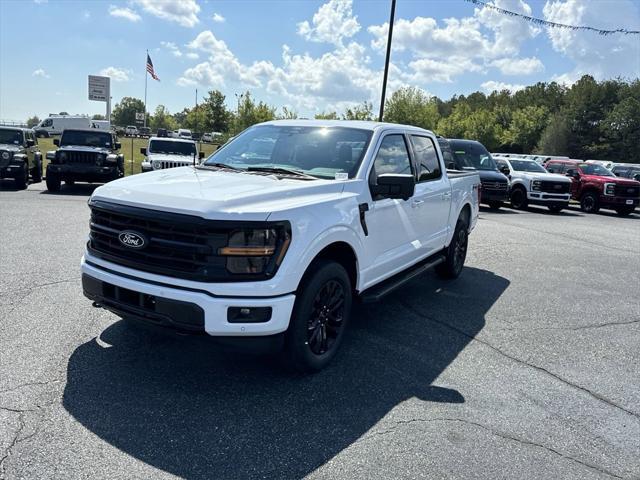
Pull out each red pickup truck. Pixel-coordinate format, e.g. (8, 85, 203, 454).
(545, 159, 640, 216)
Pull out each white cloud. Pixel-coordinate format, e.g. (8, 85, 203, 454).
(212, 13, 225, 23)
(297, 0, 360, 46)
(408, 57, 484, 83)
(481, 80, 525, 93)
(543, 0, 640, 81)
(185, 52, 199, 60)
(99, 67, 131, 82)
(161, 41, 182, 57)
(475, 0, 540, 57)
(133, 0, 200, 27)
(490, 56, 544, 75)
(108, 5, 141, 22)
(33, 0, 47, 4)
(32, 68, 50, 79)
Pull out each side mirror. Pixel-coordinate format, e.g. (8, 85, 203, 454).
(140, 147, 147, 155)
(499, 166, 510, 175)
(199, 151, 205, 160)
(115, 142, 121, 150)
(26, 139, 35, 147)
(372, 173, 415, 200)
(566, 170, 579, 179)
(53, 138, 60, 146)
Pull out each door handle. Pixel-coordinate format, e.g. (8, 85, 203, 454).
(442, 191, 452, 199)
(411, 199, 424, 208)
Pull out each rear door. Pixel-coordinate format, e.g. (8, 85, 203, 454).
(362, 132, 420, 286)
(408, 134, 451, 253)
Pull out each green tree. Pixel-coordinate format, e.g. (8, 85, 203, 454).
(383, 87, 440, 129)
(278, 107, 298, 119)
(182, 106, 208, 132)
(173, 108, 189, 128)
(233, 92, 276, 132)
(91, 114, 106, 120)
(315, 111, 338, 120)
(26, 115, 40, 128)
(502, 105, 549, 153)
(112, 97, 145, 127)
(150, 105, 178, 131)
(535, 113, 570, 156)
(342, 101, 374, 121)
(601, 92, 640, 163)
(202, 90, 232, 132)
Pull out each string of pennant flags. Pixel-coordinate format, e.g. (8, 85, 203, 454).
(465, 0, 640, 36)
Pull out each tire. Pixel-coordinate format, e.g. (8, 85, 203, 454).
(488, 201, 502, 210)
(548, 205, 564, 213)
(615, 207, 635, 217)
(46, 170, 61, 192)
(284, 260, 352, 373)
(13, 163, 28, 190)
(31, 158, 42, 183)
(510, 187, 528, 210)
(580, 191, 600, 213)
(436, 216, 469, 280)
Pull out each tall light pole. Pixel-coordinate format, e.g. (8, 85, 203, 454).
(378, 0, 396, 122)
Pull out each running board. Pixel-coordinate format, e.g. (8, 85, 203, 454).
(360, 253, 446, 304)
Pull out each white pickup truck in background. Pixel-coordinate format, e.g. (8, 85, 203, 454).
(81, 120, 480, 371)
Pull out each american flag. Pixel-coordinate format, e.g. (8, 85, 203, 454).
(146, 54, 160, 81)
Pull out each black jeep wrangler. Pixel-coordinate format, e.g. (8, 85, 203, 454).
(46, 129, 124, 192)
(0, 127, 43, 189)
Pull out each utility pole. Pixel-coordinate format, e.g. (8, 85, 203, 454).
(378, 0, 396, 122)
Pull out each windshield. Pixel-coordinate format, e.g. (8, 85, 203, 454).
(204, 125, 373, 179)
(579, 163, 614, 176)
(0, 129, 24, 145)
(149, 140, 196, 156)
(60, 130, 112, 148)
(449, 141, 497, 171)
(510, 160, 546, 173)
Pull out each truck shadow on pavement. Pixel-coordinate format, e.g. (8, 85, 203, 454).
(39, 184, 100, 196)
(63, 267, 509, 480)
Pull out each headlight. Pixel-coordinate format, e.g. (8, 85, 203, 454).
(604, 183, 616, 196)
(531, 180, 542, 191)
(105, 154, 118, 163)
(152, 160, 161, 169)
(218, 225, 291, 275)
(58, 151, 67, 162)
(1, 151, 10, 160)
(96, 154, 106, 166)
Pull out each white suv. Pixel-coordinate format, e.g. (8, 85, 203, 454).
(493, 156, 572, 213)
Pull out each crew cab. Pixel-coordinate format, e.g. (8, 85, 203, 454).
(439, 138, 509, 209)
(46, 129, 124, 192)
(493, 156, 572, 212)
(0, 127, 43, 189)
(545, 159, 640, 216)
(140, 137, 204, 172)
(80, 120, 480, 371)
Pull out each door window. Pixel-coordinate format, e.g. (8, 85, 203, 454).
(546, 162, 565, 174)
(372, 134, 412, 178)
(410, 135, 441, 182)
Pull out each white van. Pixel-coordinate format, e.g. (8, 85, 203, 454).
(177, 129, 192, 139)
(34, 115, 91, 137)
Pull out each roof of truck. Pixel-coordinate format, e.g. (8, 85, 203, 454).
(260, 119, 433, 133)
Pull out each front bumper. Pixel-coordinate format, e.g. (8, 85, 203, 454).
(527, 192, 571, 206)
(599, 195, 639, 208)
(81, 256, 296, 337)
(481, 190, 509, 203)
(0, 162, 26, 177)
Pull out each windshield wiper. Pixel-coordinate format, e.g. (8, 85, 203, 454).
(247, 166, 316, 179)
(197, 163, 240, 171)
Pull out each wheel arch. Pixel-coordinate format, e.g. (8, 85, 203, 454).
(301, 241, 359, 294)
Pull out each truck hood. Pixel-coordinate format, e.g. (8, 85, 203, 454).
(516, 172, 571, 182)
(582, 174, 640, 185)
(477, 169, 509, 182)
(58, 145, 112, 154)
(91, 167, 347, 221)
(0, 144, 24, 153)
(146, 153, 195, 163)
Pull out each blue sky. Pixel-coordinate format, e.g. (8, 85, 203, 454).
(1, 0, 639, 122)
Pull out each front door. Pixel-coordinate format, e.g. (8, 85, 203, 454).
(361, 133, 420, 289)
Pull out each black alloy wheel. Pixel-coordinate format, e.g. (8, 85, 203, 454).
(307, 280, 346, 355)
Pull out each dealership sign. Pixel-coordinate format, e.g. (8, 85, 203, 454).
(88, 75, 110, 102)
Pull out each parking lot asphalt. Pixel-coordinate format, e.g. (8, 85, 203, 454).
(1, 181, 639, 480)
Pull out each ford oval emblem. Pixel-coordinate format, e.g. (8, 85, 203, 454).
(118, 230, 147, 249)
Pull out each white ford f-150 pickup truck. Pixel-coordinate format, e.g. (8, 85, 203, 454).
(82, 120, 480, 371)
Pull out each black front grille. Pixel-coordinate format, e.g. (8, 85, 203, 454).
(481, 180, 508, 191)
(614, 184, 640, 197)
(87, 200, 287, 282)
(65, 151, 98, 164)
(540, 181, 570, 194)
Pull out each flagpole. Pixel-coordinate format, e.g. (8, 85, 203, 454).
(144, 49, 148, 128)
